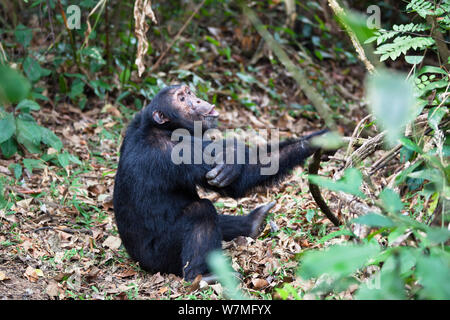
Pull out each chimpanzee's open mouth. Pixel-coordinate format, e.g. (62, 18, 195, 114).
(204, 106, 219, 117)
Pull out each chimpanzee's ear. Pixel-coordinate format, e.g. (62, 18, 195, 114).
(152, 110, 169, 124)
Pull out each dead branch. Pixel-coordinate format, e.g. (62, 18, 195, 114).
(308, 150, 341, 226)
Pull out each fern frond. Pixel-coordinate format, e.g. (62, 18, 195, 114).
(406, 0, 435, 18)
(374, 36, 435, 61)
(365, 23, 430, 45)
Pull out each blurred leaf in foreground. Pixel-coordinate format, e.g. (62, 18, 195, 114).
(207, 250, 247, 300)
(366, 70, 417, 147)
(0, 66, 31, 104)
(309, 168, 366, 198)
(299, 243, 380, 280)
(310, 131, 344, 151)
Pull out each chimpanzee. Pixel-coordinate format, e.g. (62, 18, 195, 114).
(113, 84, 328, 281)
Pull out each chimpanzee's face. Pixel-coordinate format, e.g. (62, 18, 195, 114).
(171, 85, 219, 129)
(151, 85, 219, 130)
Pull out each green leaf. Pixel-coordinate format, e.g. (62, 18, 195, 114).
(298, 243, 380, 279)
(305, 209, 316, 223)
(81, 47, 106, 65)
(119, 68, 131, 84)
(205, 36, 221, 47)
(426, 227, 450, 244)
(318, 228, 354, 244)
(399, 137, 423, 154)
(407, 168, 442, 183)
(0, 113, 16, 144)
(9, 163, 22, 180)
(40, 127, 63, 151)
(23, 57, 51, 83)
(338, 9, 376, 43)
(309, 168, 366, 198)
(23, 57, 42, 82)
(57, 152, 70, 168)
(428, 107, 446, 132)
(353, 213, 396, 227)
(16, 99, 41, 113)
(23, 158, 46, 173)
(366, 71, 417, 146)
(379, 188, 404, 213)
(417, 65, 448, 76)
(416, 255, 450, 299)
(16, 116, 42, 154)
(388, 226, 409, 245)
(14, 24, 33, 48)
(0, 66, 31, 104)
(356, 254, 406, 300)
(310, 131, 344, 150)
(422, 79, 449, 92)
(0, 138, 17, 158)
(69, 79, 85, 99)
(405, 55, 424, 65)
(68, 154, 82, 165)
(236, 72, 256, 84)
(207, 251, 247, 300)
(394, 160, 423, 185)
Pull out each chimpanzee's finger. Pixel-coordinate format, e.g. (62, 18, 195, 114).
(208, 166, 232, 187)
(215, 170, 237, 187)
(206, 163, 225, 180)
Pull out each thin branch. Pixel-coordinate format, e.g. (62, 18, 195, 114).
(150, 0, 205, 72)
(308, 150, 341, 226)
(328, 0, 376, 74)
(243, 4, 337, 131)
(426, 15, 450, 68)
(56, 0, 79, 67)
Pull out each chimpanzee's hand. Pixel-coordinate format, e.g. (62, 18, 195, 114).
(206, 153, 242, 188)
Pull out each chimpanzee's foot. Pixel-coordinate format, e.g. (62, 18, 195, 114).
(248, 201, 276, 239)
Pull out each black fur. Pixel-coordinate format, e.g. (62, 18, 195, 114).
(113, 87, 326, 280)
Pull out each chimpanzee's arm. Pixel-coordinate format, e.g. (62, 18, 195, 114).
(207, 138, 316, 198)
(203, 130, 328, 198)
(171, 130, 327, 198)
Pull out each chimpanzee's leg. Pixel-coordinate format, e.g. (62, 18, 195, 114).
(181, 199, 222, 281)
(180, 200, 275, 280)
(218, 201, 276, 241)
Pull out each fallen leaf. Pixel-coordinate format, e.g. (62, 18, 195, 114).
(150, 272, 165, 285)
(158, 286, 168, 294)
(46, 281, 60, 298)
(186, 274, 202, 293)
(88, 184, 107, 195)
(210, 283, 223, 296)
(0, 271, 8, 281)
(102, 104, 122, 118)
(103, 235, 122, 250)
(117, 268, 137, 278)
(252, 278, 268, 289)
(24, 266, 40, 282)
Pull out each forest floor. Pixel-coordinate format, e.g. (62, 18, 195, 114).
(0, 89, 365, 300)
(0, 11, 370, 299)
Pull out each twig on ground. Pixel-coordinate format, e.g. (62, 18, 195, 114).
(344, 114, 372, 159)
